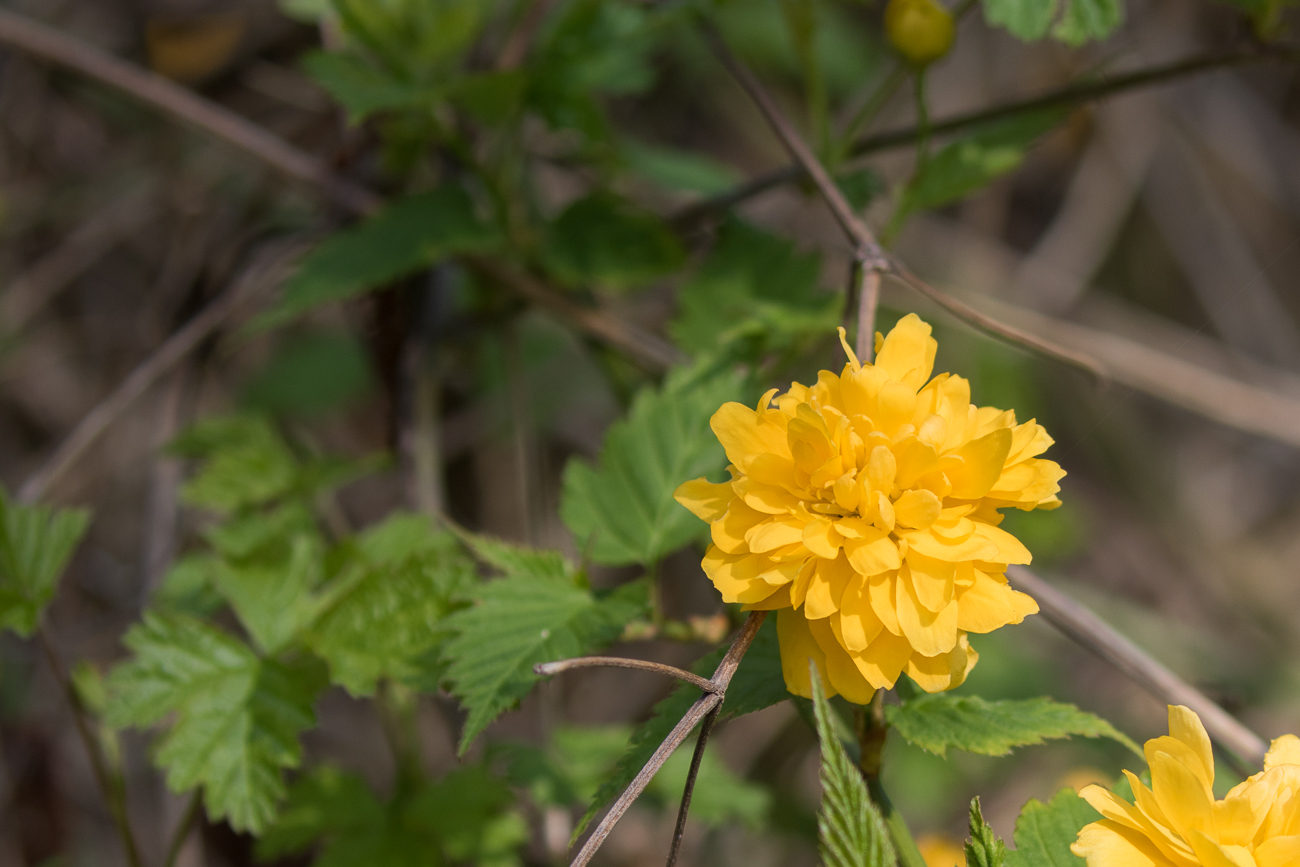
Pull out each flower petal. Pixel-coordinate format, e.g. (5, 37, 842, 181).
(712, 402, 791, 471)
(673, 478, 733, 522)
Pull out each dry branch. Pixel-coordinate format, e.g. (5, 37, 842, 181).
(534, 656, 722, 693)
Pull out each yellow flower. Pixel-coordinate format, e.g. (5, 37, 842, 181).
(918, 834, 966, 867)
(674, 314, 1063, 701)
(1073, 705, 1300, 867)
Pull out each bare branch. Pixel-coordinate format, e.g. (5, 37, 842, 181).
(18, 241, 308, 504)
(569, 611, 767, 867)
(699, 19, 1104, 380)
(856, 269, 881, 363)
(535, 656, 722, 693)
(0, 10, 381, 215)
(1010, 566, 1268, 768)
(664, 706, 719, 867)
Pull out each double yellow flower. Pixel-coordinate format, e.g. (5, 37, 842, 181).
(1075, 706, 1300, 867)
(675, 315, 1064, 700)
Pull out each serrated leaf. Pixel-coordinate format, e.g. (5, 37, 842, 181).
(981, 0, 1058, 40)
(443, 555, 647, 752)
(884, 694, 1140, 758)
(213, 534, 321, 656)
(310, 515, 477, 695)
(302, 50, 429, 121)
(171, 416, 299, 513)
(0, 489, 90, 637)
(153, 554, 225, 617)
(105, 612, 324, 832)
(670, 218, 838, 356)
(1005, 788, 1098, 867)
(578, 616, 786, 835)
(541, 192, 685, 291)
(892, 108, 1068, 232)
(458, 531, 575, 584)
(262, 187, 498, 325)
(966, 797, 1008, 867)
(811, 659, 895, 867)
(1052, 0, 1123, 44)
(560, 363, 747, 566)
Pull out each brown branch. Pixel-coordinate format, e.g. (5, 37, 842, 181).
(535, 656, 722, 693)
(664, 706, 719, 867)
(675, 45, 1300, 228)
(0, 10, 381, 215)
(37, 627, 144, 867)
(856, 268, 880, 363)
(569, 611, 767, 867)
(1009, 566, 1268, 768)
(18, 241, 307, 504)
(699, 20, 1105, 381)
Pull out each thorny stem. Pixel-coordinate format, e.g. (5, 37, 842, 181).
(534, 657, 723, 694)
(854, 699, 927, 867)
(567, 611, 767, 867)
(37, 627, 144, 867)
(665, 706, 720, 867)
(163, 791, 202, 867)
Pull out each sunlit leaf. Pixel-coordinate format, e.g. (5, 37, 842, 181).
(1005, 788, 1098, 867)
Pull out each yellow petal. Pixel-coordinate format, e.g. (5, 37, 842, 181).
(702, 548, 792, 604)
(747, 517, 807, 553)
(802, 517, 845, 560)
(894, 438, 940, 488)
(1149, 750, 1215, 840)
(748, 452, 802, 490)
(845, 533, 901, 576)
(906, 634, 978, 693)
(1265, 734, 1300, 770)
(970, 522, 1033, 565)
(948, 428, 1013, 499)
(899, 528, 999, 562)
(1255, 836, 1300, 867)
(895, 489, 942, 530)
(834, 578, 884, 653)
(895, 568, 959, 656)
(873, 490, 896, 534)
(674, 478, 733, 522)
(778, 607, 830, 700)
(876, 380, 919, 437)
(742, 583, 792, 611)
(809, 616, 878, 704)
(875, 313, 937, 391)
(712, 402, 791, 470)
(804, 555, 855, 619)
(1168, 705, 1216, 793)
(741, 482, 803, 515)
(867, 444, 897, 494)
(850, 628, 913, 689)
(956, 569, 1037, 632)
(906, 550, 955, 612)
(1070, 820, 1166, 867)
(712, 499, 767, 553)
(1186, 831, 1255, 867)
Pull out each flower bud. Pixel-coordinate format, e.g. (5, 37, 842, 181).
(884, 0, 955, 67)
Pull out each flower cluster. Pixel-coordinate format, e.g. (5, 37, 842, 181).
(1074, 705, 1300, 867)
(675, 314, 1064, 700)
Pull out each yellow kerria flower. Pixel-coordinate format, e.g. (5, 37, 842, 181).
(1074, 705, 1300, 867)
(673, 314, 1064, 701)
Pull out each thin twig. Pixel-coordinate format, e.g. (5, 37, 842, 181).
(664, 706, 719, 867)
(1009, 566, 1268, 768)
(37, 627, 144, 867)
(18, 241, 307, 504)
(0, 11, 382, 215)
(463, 255, 686, 371)
(700, 19, 1104, 380)
(569, 611, 767, 867)
(856, 269, 880, 363)
(677, 45, 1299, 227)
(162, 791, 202, 867)
(534, 657, 722, 693)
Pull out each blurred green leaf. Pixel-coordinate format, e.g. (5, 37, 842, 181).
(1053, 0, 1123, 45)
(459, 530, 575, 584)
(966, 798, 1008, 867)
(560, 362, 746, 566)
(891, 108, 1069, 232)
(443, 549, 647, 753)
(243, 331, 374, 418)
(1005, 788, 1098, 867)
(578, 616, 785, 835)
(671, 218, 838, 356)
(981, 0, 1058, 41)
(173, 416, 299, 513)
(885, 694, 1140, 757)
(0, 489, 89, 638)
(542, 192, 685, 291)
(310, 516, 477, 695)
(263, 187, 499, 325)
(652, 737, 771, 828)
(301, 50, 428, 121)
(449, 70, 528, 126)
(105, 612, 325, 833)
(836, 168, 885, 211)
(414, 764, 528, 866)
(213, 535, 321, 657)
(153, 554, 225, 617)
(810, 658, 895, 867)
(622, 139, 741, 195)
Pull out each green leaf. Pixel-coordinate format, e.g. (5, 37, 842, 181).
(884, 694, 1140, 758)
(413, 764, 528, 866)
(263, 186, 499, 325)
(621, 139, 741, 196)
(0, 489, 90, 637)
(310, 515, 477, 695)
(443, 551, 647, 753)
(213, 535, 321, 656)
(171, 416, 300, 513)
(670, 218, 838, 356)
(966, 797, 1008, 867)
(1052, 0, 1123, 45)
(448, 70, 528, 126)
(652, 737, 771, 828)
(578, 616, 786, 835)
(542, 192, 685, 291)
(981, 0, 1058, 41)
(302, 50, 429, 120)
(105, 612, 325, 832)
(153, 554, 225, 617)
(458, 530, 575, 584)
(891, 109, 1069, 231)
(243, 330, 374, 418)
(810, 659, 895, 867)
(1004, 788, 1099, 867)
(560, 363, 747, 566)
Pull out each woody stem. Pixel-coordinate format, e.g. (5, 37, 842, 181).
(854, 698, 926, 867)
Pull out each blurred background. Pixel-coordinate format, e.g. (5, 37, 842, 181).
(1, 0, 1299, 866)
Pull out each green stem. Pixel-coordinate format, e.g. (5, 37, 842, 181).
(912, 68, 931, 174)
(163, 792, 201, 867)
(378, 680, 423, 796)
(837, 65, 907, 161)
(854, 699, 926, 867)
